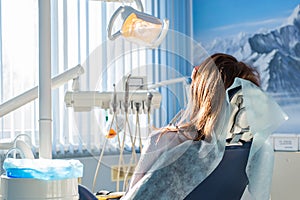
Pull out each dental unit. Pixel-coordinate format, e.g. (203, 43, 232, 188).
(0, 0, 170, 199)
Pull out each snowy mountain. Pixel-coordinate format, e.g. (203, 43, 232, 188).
(203, 5, 300, 105)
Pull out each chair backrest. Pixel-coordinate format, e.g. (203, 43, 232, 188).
(78, 184, 98, 200)
(184, 142, 251, 200)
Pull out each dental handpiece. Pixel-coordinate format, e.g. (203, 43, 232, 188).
(124, 74, 131, 113)
(112, 84, 117, 113)
(146, 92, 153, 113)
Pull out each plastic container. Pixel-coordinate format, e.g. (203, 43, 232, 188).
(3, 158, 83, 180)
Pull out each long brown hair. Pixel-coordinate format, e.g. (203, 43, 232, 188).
(159, 53, 260, 141)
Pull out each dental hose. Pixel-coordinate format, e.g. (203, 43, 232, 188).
(146, 92, 153, 136)
(92, 112, 116, 193)
(111, 84, 122, 151)
(136, 103, 142, 152)
(116, 114, 126, 192)
(123, 102, 141, 191)
(116, 75, 129, 192)
(117, 111, 136, 192)
(93, 84, 120, 193)
(123, 93, 152, 190)
(120, 111, 138, 192)
(117, 74, 136, 192)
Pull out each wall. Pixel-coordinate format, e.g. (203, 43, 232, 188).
(271, 152, 300, 200)
(77, 154, 135, 192)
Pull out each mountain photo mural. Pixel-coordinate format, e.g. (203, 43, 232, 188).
(193, 1, 300, 133)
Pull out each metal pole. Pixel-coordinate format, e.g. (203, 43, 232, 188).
(38, 0, 52, 159)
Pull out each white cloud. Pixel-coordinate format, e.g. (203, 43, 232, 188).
(212, 17, 286, 32)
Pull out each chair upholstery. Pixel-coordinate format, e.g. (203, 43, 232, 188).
(184, 142, 251, 200)
(78, 184, 98, 200)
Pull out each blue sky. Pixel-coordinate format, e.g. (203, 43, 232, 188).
(193, 0, 300, 43)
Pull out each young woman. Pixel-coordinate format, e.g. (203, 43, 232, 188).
(122, 53, 287, 200)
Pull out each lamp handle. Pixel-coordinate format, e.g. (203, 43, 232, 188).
(107, 6, 125, 40)
(151, 19, 169, 48)
(134, 0, 144, 12)
(107, 0, 144, 41)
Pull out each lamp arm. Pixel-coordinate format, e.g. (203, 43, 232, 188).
(147, 77, 190, 90)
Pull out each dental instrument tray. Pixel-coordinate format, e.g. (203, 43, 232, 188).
(64, 90, 161, 113)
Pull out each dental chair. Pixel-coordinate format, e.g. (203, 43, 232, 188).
(79, 88, 251, 200)
(78, 184, 124, 200)
(78, 184, 98, 200)
(184, 141, 251, 200)
(185, 86, 252, 200)
(78, 142, 251, 200)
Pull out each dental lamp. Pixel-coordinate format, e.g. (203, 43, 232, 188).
(93, 0, 169, 48)
(91, 0, 169, 48)
(107, 5, 169, 48)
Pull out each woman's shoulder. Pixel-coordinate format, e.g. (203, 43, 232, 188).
(148, 128, 188, 147)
